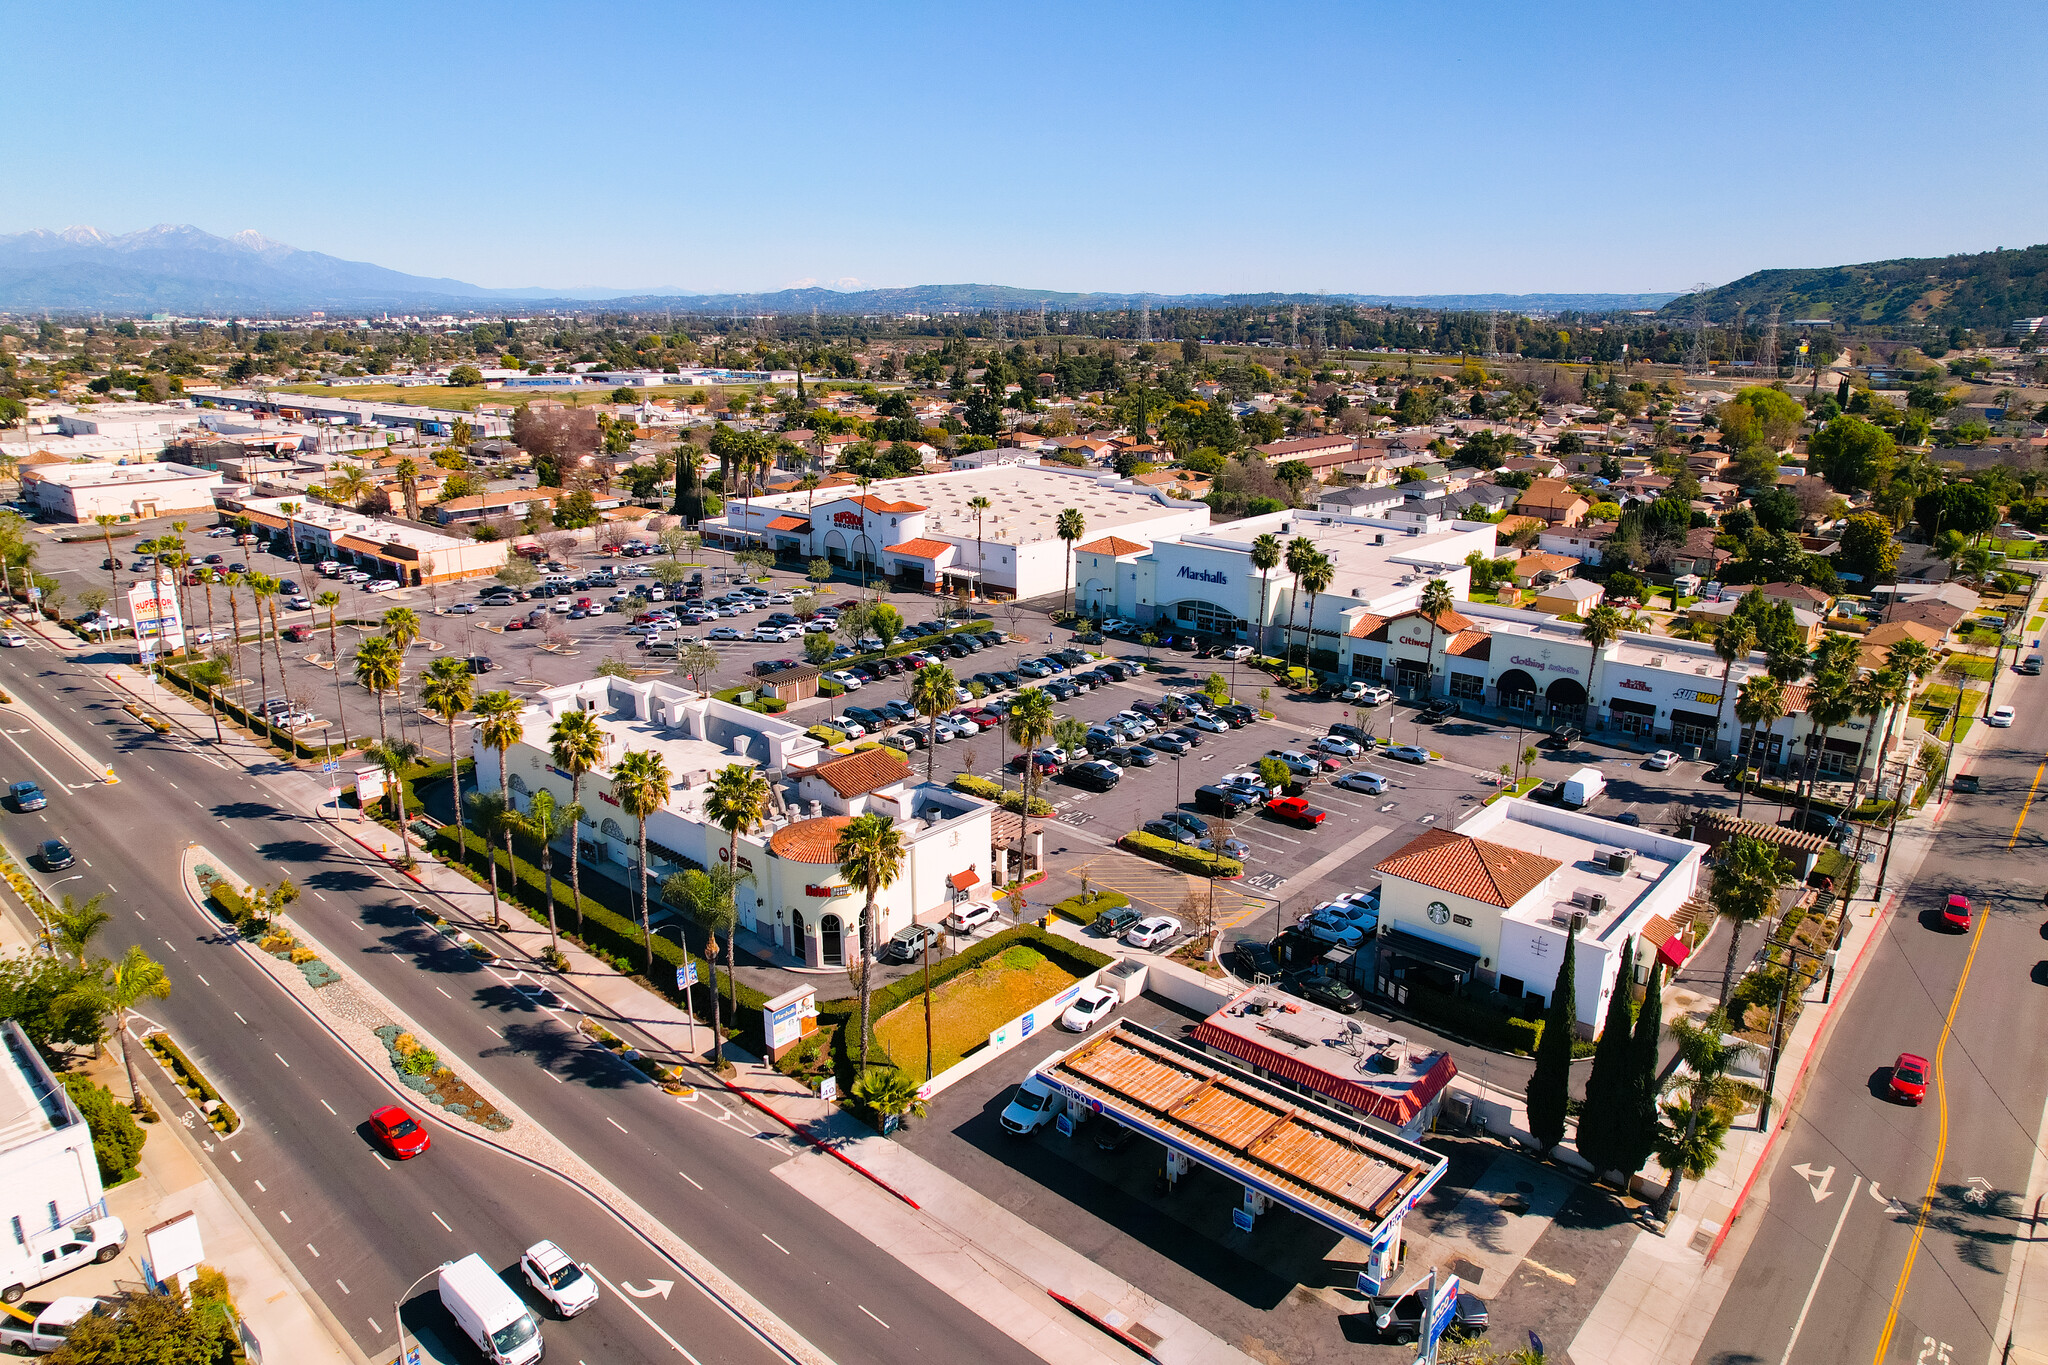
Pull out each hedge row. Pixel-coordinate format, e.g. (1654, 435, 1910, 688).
(950, 774, 1053, 815)
(829, 923, 1112, 1077)
(1052, 889, 1128, 920)
(1119, 830, 1243, 878)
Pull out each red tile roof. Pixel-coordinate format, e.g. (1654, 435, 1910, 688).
(1346, 613, 1389, 640)
(767, 815, 855, 865)
(849, 495, 926, 514)
(808, 749, 912, 799)
(1445, 629, 1491, 659)
(1076, 535, 1147, 556)
(884, 537, 955, 559)
(765, 515, 811, 532)
(1375, 828, 1561, 908)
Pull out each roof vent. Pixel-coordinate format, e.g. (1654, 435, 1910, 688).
(1649, 655, 1664, 667)
(1352, 587, 1364, 598)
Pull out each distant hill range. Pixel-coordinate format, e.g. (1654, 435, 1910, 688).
(0, 224, 1679, 316)
(1664, 244, 2048, 331)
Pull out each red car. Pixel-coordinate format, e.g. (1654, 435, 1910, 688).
(1889, 1053, 1929, 1105)
(1942, 894, 1972, 931)
(504, 618, 527, 631)
(370, 1104, 431, 1159)
(1264, 796, 1327, 827)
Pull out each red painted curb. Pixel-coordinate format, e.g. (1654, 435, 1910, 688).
(721, 1080, 922, 1211)
(1705, 883, 1896, 1264)
(1048, 1289, 1160, 1360)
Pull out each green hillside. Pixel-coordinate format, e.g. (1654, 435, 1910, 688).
(1662, 244, 2048, 332)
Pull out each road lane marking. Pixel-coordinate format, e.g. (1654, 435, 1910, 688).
(255, 1181, 265, 1192)
(1782, 1174, 1861, 1364)
(367, 1317, 381, 1334)
(234, 1012, 247, 1024)
(606, 1116, 628, 1133)
(677, 1170, 703, 1190)
(761, 1234, 789, 1255)
(306, 1243, 319, 1258)
(1872, 888, 1993, 1360)
(435, 986, 451, 999)
(319, 1100, 336, 1116)
(279, 1210, 291, 1224)
(581, 1264, 704, 1364)
(274, 1052, 290, 1068)
(2010, 756, 2048, 848)
(859, 1305, 889, 1329)
(336, 1280, 348, 1294)
(195, 974, 209, 988)
(432, 1211, 452, 1233)
(372, 1155, 390, 1170)
(230, 1150, 240, 1163)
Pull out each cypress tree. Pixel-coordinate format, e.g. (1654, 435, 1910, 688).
(1525, 922, 1578, 1157)
(1576, 941, 1637, 1183)
(1624, 959, 1666, 1182)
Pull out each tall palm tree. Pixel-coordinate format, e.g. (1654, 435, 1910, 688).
(420, 657, 475, 848)
(277, 501, 302, 567)
(252, 573, 294, 724)
(1709, 616, 1757, 758)
(833, 811, 905, 1077)
(1281, 537, 1316, 677)
(1054, 508, 1085, 619)
(1249, 532, 1282, 655)
(48, 892, 110, 966)
(1416, 577, 1456, 698)
(1295, 550, 1335, 680)
(466, 790, 512, 930)
(353, 636, 403, 748)
(967, 495, 991, 604)
(327, 462, 369, 506)
(1005, 687, 1056, 859)
(395, 459, 422, 522)
(518, 788, 579, 959)
(910, 662, 957, 783)
(611, 749, 674, 973)
(381, 606, 423, 745)
(363, 739, 421, 858)
(232, 573, 270, 728)
(1714, 834, 1787, 1005)
(1652, 1010, 1739, 1221)
(1733, 673, 1787, 818)
(104, 945, 172, 1112)
(703, 763, 771, 1068)
(316, 590, 347, 740)
(1846, 667, 1907, 821)
(549, 709, 606, 926)
(1800, 631, 1864, 809)
(471, 690, 527, 926)
(93, 514, 122, 602)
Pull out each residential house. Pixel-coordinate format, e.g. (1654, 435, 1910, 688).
(1538, 522, 1615, 564)
(1510, 552, 1578, 589)
(1514, 479, 1591, 526)
(1532, 578, 1604, 617)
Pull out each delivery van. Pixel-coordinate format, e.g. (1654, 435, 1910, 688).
(1561, 766, 1605, 809)
(438, 1253, 543, 1365)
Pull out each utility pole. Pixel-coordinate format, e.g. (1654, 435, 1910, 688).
(1758, 936, 1828, 1131)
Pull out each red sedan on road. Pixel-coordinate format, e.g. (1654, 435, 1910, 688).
(1942, 894, 1972, 932)
(370, 1104, 432, 1159)
(1889, 1053, 1929, 1105)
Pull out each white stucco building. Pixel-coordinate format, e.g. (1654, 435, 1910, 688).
(20, 461, 222, 523)
(473, 677, 1000, 969)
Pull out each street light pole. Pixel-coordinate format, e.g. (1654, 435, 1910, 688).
(393, 1267, 438, 1365)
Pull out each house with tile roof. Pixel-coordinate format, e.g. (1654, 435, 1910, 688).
(1371, 800, 1708, 1033)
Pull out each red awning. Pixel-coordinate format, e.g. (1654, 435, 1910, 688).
(1656, 935, 1691, 971)
(948, 869, 978, 890)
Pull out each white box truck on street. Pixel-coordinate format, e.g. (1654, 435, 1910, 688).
(438, 1253, 543, 1365)
(1560, 766, 1606, 809)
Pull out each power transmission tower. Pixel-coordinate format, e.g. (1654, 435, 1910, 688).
(1684, 282, 1714, 376)
(1761, 306, 1781, 378)
(1038, 301, 1047, 335)
(1137, 300, 1151, 344)
(1487, 309, 1499, 358)
(1730, 307, 1746, 370)
(1289, 303, 1301, 353)
(1311, 290, 1327, 362)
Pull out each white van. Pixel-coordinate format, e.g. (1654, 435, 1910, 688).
(1561, 766, 1606, 809)
(438, 1253, 543, 1365)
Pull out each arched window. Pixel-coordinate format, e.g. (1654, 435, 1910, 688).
(820, 913, 843, 968)
(507, 773, 529, 811)
(599, 817, 625, 841)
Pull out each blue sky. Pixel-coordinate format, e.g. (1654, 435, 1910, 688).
(7, 2, 2044, 296)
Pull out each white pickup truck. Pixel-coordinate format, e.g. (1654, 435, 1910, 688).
(0, 1296, 105, 1354)
(0, 1216, 127, 1306)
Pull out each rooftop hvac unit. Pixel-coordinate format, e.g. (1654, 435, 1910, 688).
(1650, 655, 1664, 667)
(1607, 850, 1632, 874)
(1587, 893, 1607, 916)
(1571, 909, 1589, 933)
(1352, 587, 1364, 597)
(1375, 534, 1386, 545)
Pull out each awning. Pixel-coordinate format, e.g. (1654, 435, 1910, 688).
(1607, 697, 1656, 717)
(948, 869, 978, 890)
(1669, 708, 1719, 730)
(1379, 927, 1481, 975)
(1656, 936, 1692, 971)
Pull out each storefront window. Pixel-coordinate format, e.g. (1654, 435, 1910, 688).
(1356, 656, 1384, 682)
(1449, 672, 1484, 700)
(1168, 599, 1247, 638)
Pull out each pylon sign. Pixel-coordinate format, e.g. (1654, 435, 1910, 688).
(127, 575, 184, 653)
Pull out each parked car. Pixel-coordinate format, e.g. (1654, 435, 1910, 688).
(1333, 770, 1390, 794)
(946, 902, 998, 933)
(1125, 915, 1181, 949)
(1058, 984, 1121, 1032)
(1264, 797, 1326, 827)
(1368, 1288, 1490, 1344)
(1290, 970, 1361, 1013)
(1091, 903, 1143, 937)
(1313, 735, 1362, 757)
(1643, 749, 1680, 771)
(1142, 819, 1200, 845)
(1989, 705, 2016, 727)
(1382, 744, 1434, 765)
(1065, 761, 1121, 792)
(1419, 698, 1461, 722)
(1161, 810, 1210, 838)
(884, 923, 943, 962)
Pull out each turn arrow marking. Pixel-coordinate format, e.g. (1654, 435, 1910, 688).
(1792, 1162, 1836, 1202)
(620, 1278, 673, 1300)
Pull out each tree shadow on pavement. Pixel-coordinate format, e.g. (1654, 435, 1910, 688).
(478, 1020, 633, 1091)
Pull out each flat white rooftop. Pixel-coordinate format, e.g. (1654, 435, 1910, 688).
(1458, 800, 1702, 947)
(743, 465, 1201, 547)
(1183, 511, 1497, 603)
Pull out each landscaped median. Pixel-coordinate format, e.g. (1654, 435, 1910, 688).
(950, 773, 1053, 816)
(1118, 829, 1243, 878)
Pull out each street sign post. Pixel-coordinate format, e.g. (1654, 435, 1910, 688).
(1421, 1271, 1461, 1363)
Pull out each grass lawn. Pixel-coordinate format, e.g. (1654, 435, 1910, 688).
(871, 944, 1086, 1082)
(1946, 654, 1997, 680)
(1913, 684, 1982, 742)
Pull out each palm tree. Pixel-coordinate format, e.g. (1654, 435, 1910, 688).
(967, 495, 991, 603)
(252, 573, 294, 724)
(549, 709, 606, 925)
(1295, 550, 1335, 681)
(611, 749, 674, 974)
(277, 501, 302, 567)
(363, 739, 420, 858)
(94, 514, 122, 601)
(419, 657, 474, 847)
(703, 763, 771, 1068)
(1249, 532, 1282, 655)
(1709, 616, 1757, 757)
(1416, 577, 1456, 698)
(103, 945, 172, 1112)
(833, 811, 905, 1076)
(395, 459, 422, 522)
(1733, 674, 1787, 819)
(466, 790, 512, 929)
(1652, 1010, 1740, 1221)
(381, 606, 423, 745)
(316, 590, 347, 741)
(1006, 687, 1056, 858)
(1281, 537, 1316, 677)
(1799, 632, 1864, 812)
(352, 636, 403, 748)
(188, 657, 230, 744)
(48, 892, 110, 966)
(1847, 667, 1907, 821)
(238, 574, 271, 730)
(910, 662, 957, 783)
(518, 788, 579, 959)
(326, 463, 369, 506)
(472, 691, 526, 917)
(1714, 833, 1788, 1005)
(1054, 508, 1085, 619)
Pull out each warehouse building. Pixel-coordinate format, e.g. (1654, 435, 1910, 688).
(21, 461, 222, 523)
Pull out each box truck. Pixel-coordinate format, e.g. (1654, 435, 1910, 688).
(1560, 767, 1606, 808)
(438, 1253, 543, 1365)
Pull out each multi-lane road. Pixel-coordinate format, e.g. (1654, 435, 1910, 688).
(0, 629, 1050, 1365)
(1698, 668, 2048, 1365)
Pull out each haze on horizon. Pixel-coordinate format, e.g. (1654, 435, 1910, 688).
(3, 0, 2042, 299)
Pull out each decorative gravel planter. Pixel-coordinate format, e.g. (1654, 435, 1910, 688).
(143, 1031, 242, 1137)
(258, 929, 342, 988)
(373, 1025, 512, 1131)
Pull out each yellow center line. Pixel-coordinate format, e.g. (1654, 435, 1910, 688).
(1872, 891, 1992, 1361)
(2009, 756, 2048, 848)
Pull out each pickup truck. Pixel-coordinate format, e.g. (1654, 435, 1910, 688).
(0, 1216, 126, 1305)
(1264, 796, 1328, 827)
(0, 1296, 105, 1354)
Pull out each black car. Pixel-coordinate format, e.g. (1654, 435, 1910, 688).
(994, 670, 1023, 688)
(1094, 1119, 1136, 1152)
(1098, 661, 1131, 682)
(1045, 681, 1078, 701)
(1419, 698, 1461, 722)
(1195, 784, 1254, 817)
(1161, 810, 1209, 837)
(1952, 773, 1980, 794)
(1143, 733, 1190, 756)
(1368, 1290, 1490, 1345)
(943, 640, 970, 658)
(1290, 970, 1361, 1014)
(1542, 726, 1583, 750)
(1329, 722, 1372, 744)
(1216, 704, 1256, 726)
(1142, 819, 1199, 845)
(978, 632, 1004, 648)
(1231, 938, 1279, 981)
(1108, 745, 1159, 769)
(1066, 761, 1121, 792)
(1056, 649, 1090, 667)
(39, 838, 74, 870)
(1132, 700, 1165, 719)
(843, 706, 885, 727)
(464, 655, 496, 674)
(1171, 726, 1205, 748)
(957, 635, 985, 653)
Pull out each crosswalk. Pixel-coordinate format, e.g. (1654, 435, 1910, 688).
(1062, 850, 1264, 922)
